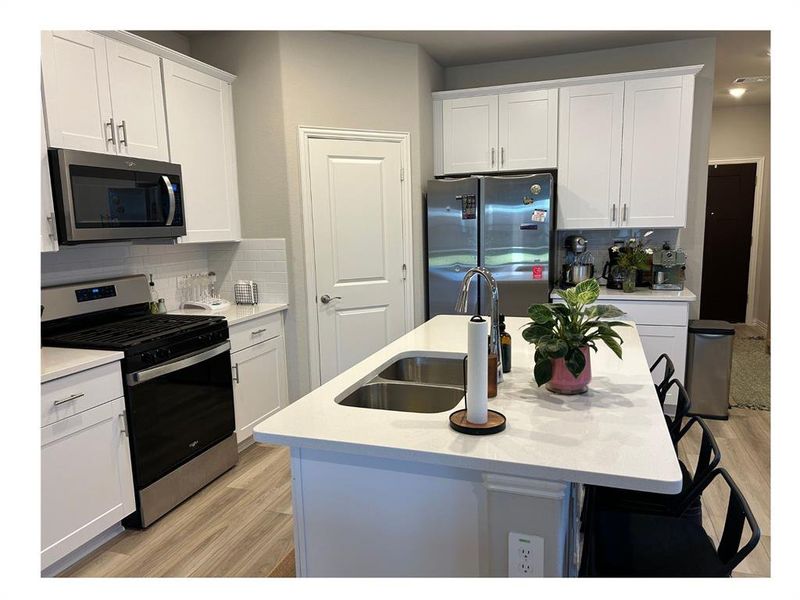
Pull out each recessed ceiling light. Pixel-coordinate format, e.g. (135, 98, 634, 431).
(729, 88, 747, 98)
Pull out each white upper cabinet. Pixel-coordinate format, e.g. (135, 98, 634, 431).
(498, 89, 558, 171)
(41, 31, 114, 154)
(105, 40, 169, 161)
(620, 75, 694, 228)
(557, 82, 624, 230)
(41, 106, 58, 253)
(41, 32, 169, 161)
(162, 59, 241, 243)
(442, 95, 498, 174)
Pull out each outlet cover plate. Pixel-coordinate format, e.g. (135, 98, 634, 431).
(508, 532, 545, 577)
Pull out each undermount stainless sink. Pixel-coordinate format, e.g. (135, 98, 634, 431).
(378, 356, 465, 387)
(338, 381, 464, 413)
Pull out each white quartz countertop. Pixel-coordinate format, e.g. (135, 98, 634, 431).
(170, 302, 288, 325)
(551, 286, 696, 303)
(41, 346, 124, 383)
(254, 314, 682, 493)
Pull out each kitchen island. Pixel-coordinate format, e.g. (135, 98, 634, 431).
(254, 315, 680, 577)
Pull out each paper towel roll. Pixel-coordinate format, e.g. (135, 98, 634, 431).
(467, 315, 489, 424)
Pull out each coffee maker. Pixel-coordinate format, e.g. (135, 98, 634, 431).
(651, 243, 686, 290)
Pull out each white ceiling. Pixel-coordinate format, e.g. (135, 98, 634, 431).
(346, 30, 770, 107)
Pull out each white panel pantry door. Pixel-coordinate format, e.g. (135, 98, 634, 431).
(309, 138, 408, 383)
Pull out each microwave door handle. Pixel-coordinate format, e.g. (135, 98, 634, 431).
(162, 175, 176, 226)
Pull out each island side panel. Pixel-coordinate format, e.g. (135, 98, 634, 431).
(289, 447, 576, 576)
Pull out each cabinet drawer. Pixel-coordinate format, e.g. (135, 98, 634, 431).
(609, 301, 688, 326)
(229, 313, 283, 353)
(41, 362, 123, 428)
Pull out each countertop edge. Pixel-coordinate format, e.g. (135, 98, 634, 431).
(253, 431, 683, 494)
(41, 349, 125, 383)
(170, 303, 289, 325)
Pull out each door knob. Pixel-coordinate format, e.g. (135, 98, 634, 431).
(320, 294, 342, 304)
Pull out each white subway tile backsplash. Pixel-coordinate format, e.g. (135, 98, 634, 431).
(41, 238, 289, 310)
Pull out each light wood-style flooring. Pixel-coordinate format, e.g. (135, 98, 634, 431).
(62, 443, 295, 577)
(64, 410, 769, 578)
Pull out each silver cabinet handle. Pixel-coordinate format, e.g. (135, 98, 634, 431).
(320, 294, 342, 304)
(105, 118, 117, 148)
(232, 363, 240, 384)
(46, 212, 57, 241)
(54, 392, 84, 406)
(623, 203, 628, 223)
(612, 204, 617, 223)
(251, 328, 267, 335)
(117, 120, 128, 147)
(491, 147, 495, 167)
(119, 412, 128, 437)
(500, 147, 505, 166)
(162, 175, 176, 226)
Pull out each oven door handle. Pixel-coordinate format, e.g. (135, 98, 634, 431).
(162, 175, 177, 226)
(126, 341, 231, 386)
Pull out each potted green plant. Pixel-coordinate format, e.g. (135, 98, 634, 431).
(613, 235, 654, 292)
(522, 279, 629, 394)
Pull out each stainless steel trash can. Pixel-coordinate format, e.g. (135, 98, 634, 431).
(685, 320, 736, 419)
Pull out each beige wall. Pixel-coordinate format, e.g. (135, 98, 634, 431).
(444, 38, 717, 319)
(190, 31, 443, 400)
(709, 104, 771, 327)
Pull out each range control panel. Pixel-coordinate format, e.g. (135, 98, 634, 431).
(75, 284, 117, 303)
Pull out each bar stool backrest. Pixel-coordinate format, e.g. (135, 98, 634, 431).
(649, 353, 675, 406)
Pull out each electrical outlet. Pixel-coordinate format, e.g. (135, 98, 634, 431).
(508, 532, 544, 577)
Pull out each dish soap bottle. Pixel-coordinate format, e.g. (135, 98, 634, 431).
(499, 314, 511, 373)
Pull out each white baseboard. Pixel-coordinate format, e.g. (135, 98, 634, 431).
(41, 523, 124, 577)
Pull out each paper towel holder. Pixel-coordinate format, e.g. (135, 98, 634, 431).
(449, 354, 506, 435)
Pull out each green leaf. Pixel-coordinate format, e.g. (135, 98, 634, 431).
(522, 324, 551, 344)
(574, 278, 600, 305)
(551, 303, 570, 318)
(586, 304, 626, 319)
(528, 304, 555, 324)
(554, 287, 576, 304)
(543, 338, 569, 358)
(565, 348, 587, 378)
(533, 359, 553, 387)
(601, 337, 623, 359)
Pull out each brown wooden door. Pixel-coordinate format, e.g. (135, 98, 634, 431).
(700, 163, 757, 322)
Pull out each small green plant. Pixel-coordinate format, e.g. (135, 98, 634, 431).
(613, 236, 653, 271)
(522, 279, 629, 386)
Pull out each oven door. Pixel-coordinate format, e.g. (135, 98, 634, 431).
(125, 341, 235, 489)
(48, 148, 186, 243)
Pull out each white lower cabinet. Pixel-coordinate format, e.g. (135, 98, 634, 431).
(229, 315, 288, 445)
(41, 394, 134, 570)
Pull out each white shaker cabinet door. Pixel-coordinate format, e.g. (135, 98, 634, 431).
(637, 324, 688, 410)
(498, 89, 558, 170)
(557, 82, 624, 229)
(41, 107, 58, 253)
(620, 75, 694, 228)
(163, 59, 241, 243)
(41, 397, 135, 570)
(41, 31, 115, 154)
(232, 336, 288, 444)
(106, 40, 169, 161)
(442, 95, 498, 174)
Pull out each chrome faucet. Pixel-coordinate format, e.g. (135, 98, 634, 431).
(454, 266, 503, 383)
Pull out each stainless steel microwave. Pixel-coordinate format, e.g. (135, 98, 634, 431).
(48, 148, 186, 244)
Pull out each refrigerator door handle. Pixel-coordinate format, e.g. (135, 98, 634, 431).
(491, 147, 495, 167)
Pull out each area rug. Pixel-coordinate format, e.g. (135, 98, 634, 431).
(729, 335, 770, 411)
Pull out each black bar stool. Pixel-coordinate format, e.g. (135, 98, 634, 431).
(585, 415, 721, 526)
(580, 468, 761, 577)
(649, 353, 675, 406)
(664, 378, 692, 444)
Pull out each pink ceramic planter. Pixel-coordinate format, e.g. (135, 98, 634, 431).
(545, 346, 592, 395)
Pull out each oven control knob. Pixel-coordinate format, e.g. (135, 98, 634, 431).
(141, 352, 156, 365)
(155, 348, 171, 360)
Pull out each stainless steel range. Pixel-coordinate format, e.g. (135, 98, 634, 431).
(41, 275, 237, 528)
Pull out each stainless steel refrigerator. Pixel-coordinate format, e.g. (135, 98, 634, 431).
(425, 173, 555, 318)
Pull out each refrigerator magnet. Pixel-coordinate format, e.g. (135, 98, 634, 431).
(531, 209, 548, 222)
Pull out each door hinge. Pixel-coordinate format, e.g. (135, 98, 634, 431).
(400, 167, 405, 182)
(402, 263, 407, 281)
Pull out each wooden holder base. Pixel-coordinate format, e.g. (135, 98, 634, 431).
(448, 409, 506, 436)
